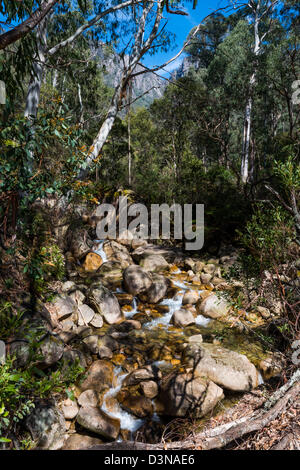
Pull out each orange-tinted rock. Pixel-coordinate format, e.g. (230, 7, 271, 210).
(83, 252, 103, 272)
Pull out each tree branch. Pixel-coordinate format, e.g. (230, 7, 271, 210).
(130, 5, 233, 79)
(0, 0, 59, 50)
(48, 0, 143, 56)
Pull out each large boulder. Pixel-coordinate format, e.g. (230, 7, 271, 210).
(103, 241, 133, 268)
(171, 309, 195, 327)
(139, 254, 169, 272)
(203, 263, 216, 275)
(184, 343, 259, 392)
(140, 380, 158, 399)
(123, 366, 161, 387)
(123, 265, 152, 296)
(78, 390, 100, 408)
(117, 390, 153, 418)
(157, 372, 223, 418)
(196, 294, 230, 319)
(25, 404, 66, 450)
(62, 434, 103, 450)
(131, 239, 148, 251)
(200, 273, 212, 284)
(61, 398, 79, 420)
(48, 295, 77, 323)
(89, 314, 104, 328)
(97, 261, 123, 286)
(80, 360, 114, 393)
(76, 406, 120, 440)
(37, 335, 64, 368)
(140, 274, 170, 304)
(182, 290, 199, 305)
(132, 244, 180, 264)
(88, 284, 123, 324)
(69, 226, 93, 260)
(78, 304, 96, 326)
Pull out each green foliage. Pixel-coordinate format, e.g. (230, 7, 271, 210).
(238, 204, 295, 275)
(39, 244, 65, 280)
(20, 211, 66, 294)
(0, 99, 85, 205)
(0, 303, 25, 342)
(274, 155, 300, 193)
(22, 242, 65, 293)
(0, 356, 84, 442)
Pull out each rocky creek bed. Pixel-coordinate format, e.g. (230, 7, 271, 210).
(14, 238, 286, 450)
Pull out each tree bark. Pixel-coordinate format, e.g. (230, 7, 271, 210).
(241, 0, 272, 184)
(0, 0, 58, 50)
(127, 80, 133, 186)
(24, 17, 48, 119)
(241, 93, 253, 183)
(87, 82, 123, 163)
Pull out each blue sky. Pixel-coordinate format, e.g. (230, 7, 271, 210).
(0, 0, 229, 77)
(142, 0, 229, 75)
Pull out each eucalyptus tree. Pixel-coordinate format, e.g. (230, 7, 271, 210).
(82, 1, 212, 173)
(84, 0, 167, 168)
(185, 12, 230, 69)
(24, 0, 145, 119)
(239, 0, 278, 184)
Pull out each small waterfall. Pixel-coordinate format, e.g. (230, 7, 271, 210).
(145, 292, 183, 328)
(93, 239, 108, 263)
(101, 367, 145, 434)
(125, 297, 138, 318)
(172, 279, 189, 290)
(258, 371, 264, 385)
(195, 314, 211, 326)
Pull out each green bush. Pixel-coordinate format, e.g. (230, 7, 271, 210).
(0, 356, 84, 444)
(238, 204, 294, 275)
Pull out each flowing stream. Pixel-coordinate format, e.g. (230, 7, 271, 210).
(101, 366, 144, 434)
(94, 260, 214, 436)
(80, 243, 267, 442)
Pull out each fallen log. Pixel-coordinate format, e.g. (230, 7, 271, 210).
(85, 370, 300, 451)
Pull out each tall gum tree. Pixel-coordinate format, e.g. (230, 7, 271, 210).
(241, 0, 278, 184)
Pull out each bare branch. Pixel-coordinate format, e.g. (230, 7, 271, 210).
(264, 184, 293, 214)
(131, 5, 234, 79)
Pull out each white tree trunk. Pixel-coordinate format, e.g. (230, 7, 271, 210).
(241, 93, 253, 183)
(127, 82, 132, 186)
(241, 1, 262, 184)
(77, 83, 84, 124)
(24, 17, 48, 118)
(89, 87, 120, 160)
(23, 17, 48, 176)
(52, 69, 58, 89)
(79, 1, 163, 177)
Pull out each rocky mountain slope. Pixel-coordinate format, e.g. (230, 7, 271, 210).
(94, 44, 165, 108)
